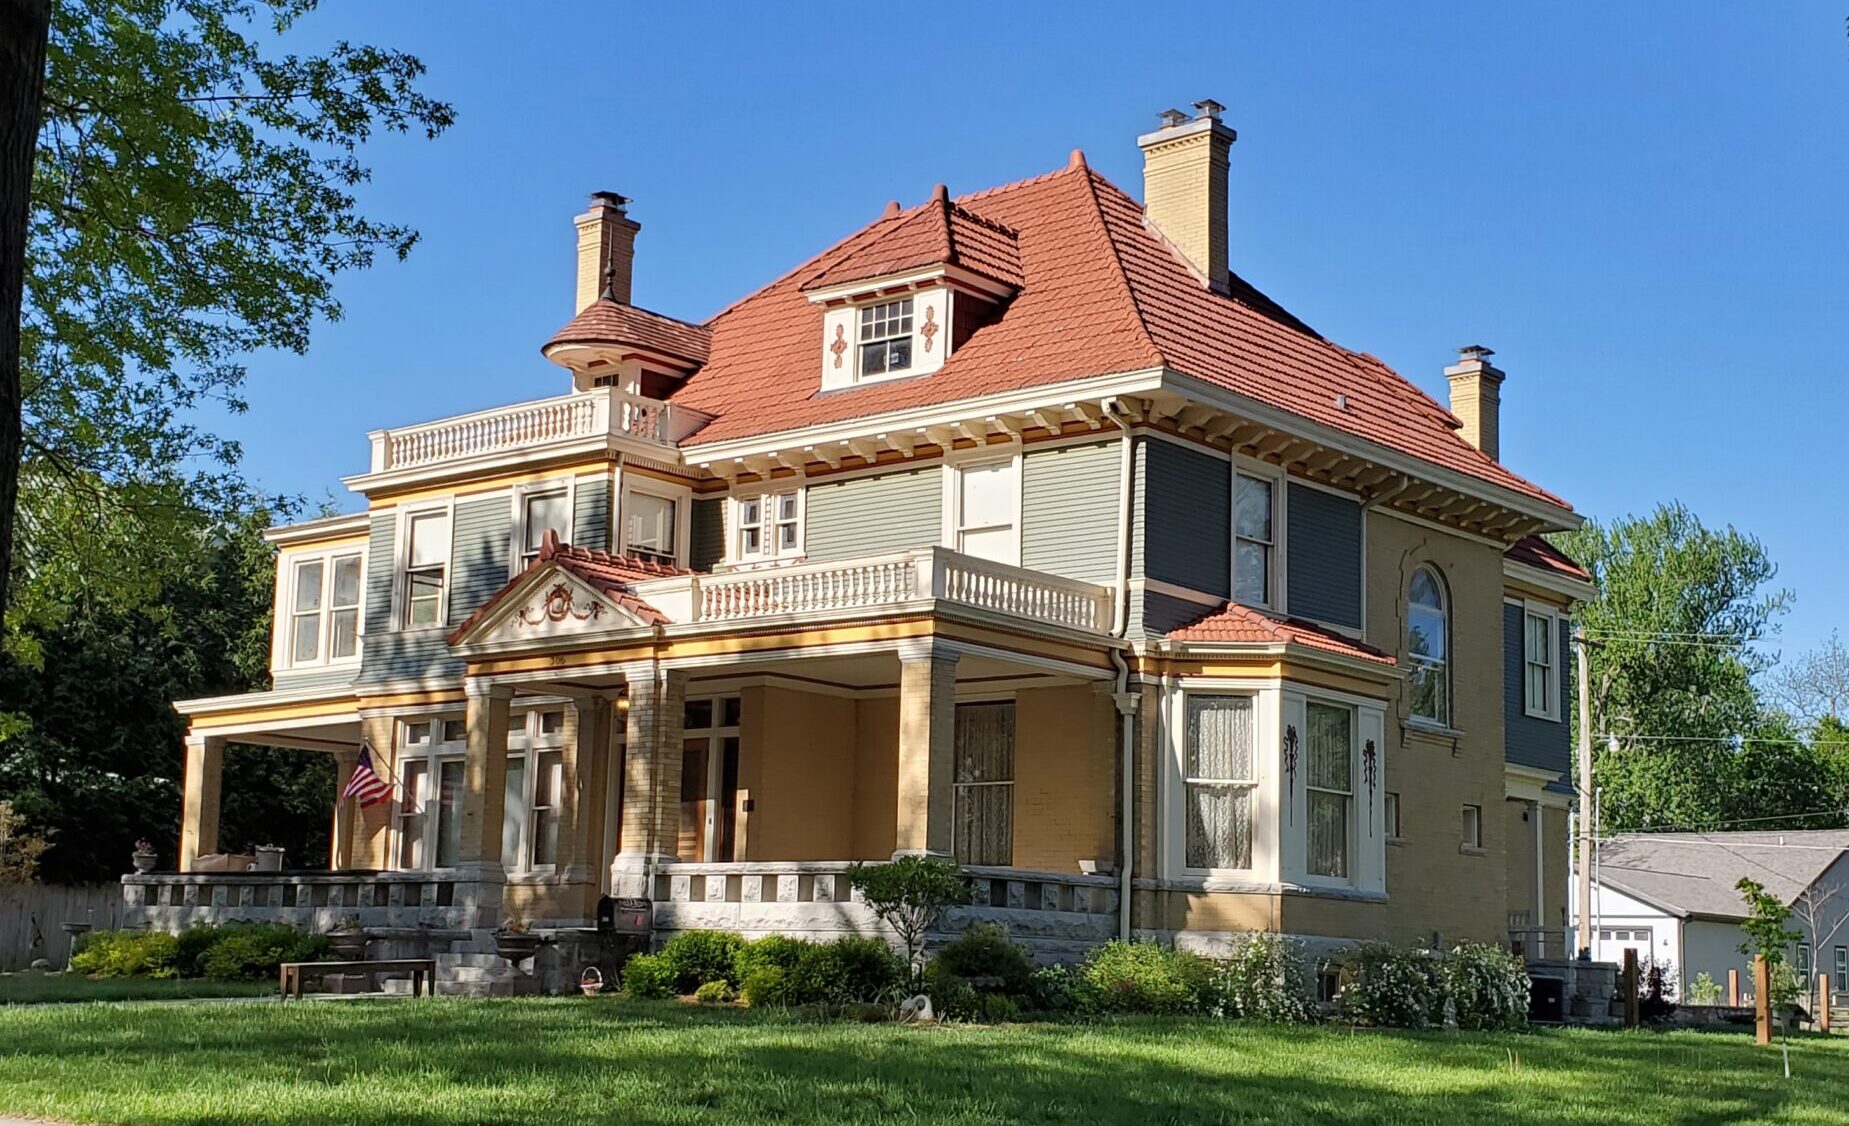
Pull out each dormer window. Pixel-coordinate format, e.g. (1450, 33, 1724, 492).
(858, 298, 914, 378)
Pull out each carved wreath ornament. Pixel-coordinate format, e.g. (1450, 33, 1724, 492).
(516, 583, 605, 627)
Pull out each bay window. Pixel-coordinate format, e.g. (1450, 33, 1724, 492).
(1305, 702, 1354, 879)
(1234, 473, 1274, 607)
(1183, 694, 1255, 871)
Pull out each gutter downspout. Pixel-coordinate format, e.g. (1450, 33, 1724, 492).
(1103, 398, 1139, 942)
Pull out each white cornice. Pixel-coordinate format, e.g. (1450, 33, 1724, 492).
(1503, 558, 1597, 604)
(263, 512, 370, 547)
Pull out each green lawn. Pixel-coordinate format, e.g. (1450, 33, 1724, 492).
(0, 999, 1842, 1125)
(0, 974, 274, 1005)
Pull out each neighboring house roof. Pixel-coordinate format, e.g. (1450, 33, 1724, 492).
(669, 157, 1567, 512)
(447, 533, 686, 644)
(1505, 535, 1590, 581)
(544, 299, 712, 367)
(801, 184, 1023, 291)
(1593, 831, 1849, 920)
(1167, 601, 1397, 667)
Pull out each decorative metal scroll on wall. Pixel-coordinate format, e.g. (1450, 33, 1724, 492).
(1362, 738, 1379, 837)
(1283, 723, 1299, 823)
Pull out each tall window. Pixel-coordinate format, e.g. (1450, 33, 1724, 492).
(1305, 702, 1353, 880)
(857, 298, 913, 378)
(519, 488, 569, 567)
(1524, 610, 1557, 719)
(954, 459, 1018, 564)
(394, 719, 464, 869)
(625, 492, 678, 565)
(1836, 946, 1847, 993)
(1462, 804, 1484, 849)
(503, 709, 568, 871)
(1407, 566, 1449, 726)
(1234, 473, 1274, 607)
(736, 491, 801, 560)
(1384, 791, 1403, 841)
(953, 701, 1015, 866)
(1798, 942, 1813, 981)
(288, 553, 362, 666)
(680, 697, 742, 863)
(403, 510, 450, 628)
(1184, 695, 1255, 870)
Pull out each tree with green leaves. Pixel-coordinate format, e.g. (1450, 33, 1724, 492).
(1553, 503, 1801, 833)
(1735, 877, 1802, 1008)
(846, 856, 971, 984)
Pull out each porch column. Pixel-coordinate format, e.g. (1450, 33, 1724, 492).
(611, 664, 687, 897)
(460, 681, 513, 874)
(561, 695, 613, 884)
(894, 641, 959, 858)
(178, 734, 226, 872)
(329, 747, 359, 871)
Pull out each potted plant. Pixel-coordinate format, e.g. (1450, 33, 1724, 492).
(494, 918, 541, 964)
(130, 840, 157, 873)
(327, 914, 368, 960)
(253, 844, 286, 872)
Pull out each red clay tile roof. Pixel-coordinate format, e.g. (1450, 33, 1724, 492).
(802, 186, 1023, 292)
(544, 299, 711, 367)
(447, 533, 687, 645)
(1167, 602, 1397, 667)
(667, 161, 1568, 512)
(1504, 535, 1591, 582)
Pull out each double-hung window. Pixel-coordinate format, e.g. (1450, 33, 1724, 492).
(736, 491, 801, 561)
(1305, 702, 1354, 880)
(1407, 566, 1450, 726)
(624, 491, 678, 566)
(1524, 610, 1558, 719)
(1836, 946, 1847, 994)
(403, 510, 451, 628)
(1798, 941, 1813, 981)
(953, 701, 1015, 866)
(1384, 791, 1403, 841)
(288, 553, 361, 666)
(1234, 473, 1274, 607)
(502, 709, 567, 872)
(953, 459, 1019, 565)
(519, 488, 570, 567)
(857, 298, 913, 378)
(1183, 695, 1256, 871)
(395, 719, 465, 869)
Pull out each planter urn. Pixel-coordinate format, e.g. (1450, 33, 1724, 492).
(495, 932, 542, 964)
(130, 852, 157, 874)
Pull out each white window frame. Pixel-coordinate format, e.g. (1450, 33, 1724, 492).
(684, 696, 742, 863)
(1406, 564, 1451, 730)
(393, 501, 454, 632)
(943, 452, 1022, 566)
(393, 717, 467, 871)
(856, 297, 915, 382)
(279, 549, 364, 669)
(730, 487, 805, 564)
(1836, 946, 1847, 994)
(1179, 692, 1260, 875)
(1230, 460, 1284, 611)
(503, 706, 569, 874)
(1384, 791, 1402, 842)
(1523, 603, 1562, 721)
(1462, 803, 1484, 850)
(619, 483, 688, 567)
(1303, 698, 1358, 883)
(511, 479, 575, 577)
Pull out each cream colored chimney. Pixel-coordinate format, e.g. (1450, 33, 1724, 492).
(573, 191, 640, 311)
(1445, 345, 1506, 461)
(1137, 100, 1235, 290)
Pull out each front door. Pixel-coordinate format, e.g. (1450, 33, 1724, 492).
(679, 696, 742, 862)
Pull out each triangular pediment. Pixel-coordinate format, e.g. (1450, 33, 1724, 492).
(451, 565, 655, 654)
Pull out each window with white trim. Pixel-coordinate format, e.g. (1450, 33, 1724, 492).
(1462, 803, 1483, 849)
(623, 491, 679, 566)
(1798, 941, 1813, 980)
(953, 458, 1018, 565)
(734, 490, 802, 561)
(502, 708, 568, 872)
(402, 509, 451, 629)
(1384, 791, 1402, 841)
(1836, 946, 1847, 993)
(1524, 609, 1558, 719)
(1305, 701, 1354, 879)
(286, 552, 362, 667)
(518, 488, 570, 567)
(394, 719, 465, 869)
(858, 298, 913, 378)
(1183, 694, 1255, 871)
(1234, 473, 1274, 607)
(1407, 566, 1450, 726)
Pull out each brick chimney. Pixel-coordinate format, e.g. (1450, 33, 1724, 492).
(573, 191, 639, 311)
(1137, 100, 1235, 290)
(1445, 345, 1506, 460)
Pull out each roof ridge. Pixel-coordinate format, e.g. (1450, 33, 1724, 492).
(953, 160, 1081, 204)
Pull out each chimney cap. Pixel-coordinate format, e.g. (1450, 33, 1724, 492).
(1158, 107, 1189, 128)
(1456, 344, 1496, 362)
(589, 190, 630, 210)
(1192, 99, 1226, 121)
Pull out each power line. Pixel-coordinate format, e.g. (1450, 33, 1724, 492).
(1594, 733, 1849, 750)
(1611, 807, 1849, 834)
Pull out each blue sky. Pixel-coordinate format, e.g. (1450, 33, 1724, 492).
(233, 3, 1849, 658)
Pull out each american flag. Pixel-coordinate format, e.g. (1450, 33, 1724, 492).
(341, 746, 394, 807)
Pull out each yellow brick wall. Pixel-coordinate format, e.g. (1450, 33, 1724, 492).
(851, 697, 899, 860)
(1011, 684, 1117, 872)
(1505, 798, 1537, 922)
(738, 685, 857, 861)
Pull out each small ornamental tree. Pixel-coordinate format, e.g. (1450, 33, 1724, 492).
(846, 856, 969, 983)
(1736, 877, 1802, 1007)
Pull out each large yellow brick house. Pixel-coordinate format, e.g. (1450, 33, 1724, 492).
(133, 102, 1594, 968)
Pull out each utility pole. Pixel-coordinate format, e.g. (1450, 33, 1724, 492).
(1574, 627, 1594, 958)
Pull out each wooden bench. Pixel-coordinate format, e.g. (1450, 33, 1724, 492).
(278, 959, 436, 1000)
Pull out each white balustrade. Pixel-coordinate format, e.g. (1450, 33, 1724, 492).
(370, 388, 705, 473)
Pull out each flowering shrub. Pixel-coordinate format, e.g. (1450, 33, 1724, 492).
(1207, 933, 1314, 1023)
(1337, 942, 1440, 1028)
(1080, 941, 1210, 1015)
(1436, 942, 1530, 1031)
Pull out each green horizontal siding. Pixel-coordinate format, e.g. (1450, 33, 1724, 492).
(573, 476, 611, 552)
(691, 497, 725, 572)
(804, 467, 942, 562)
(1021, 441, 1119, 585)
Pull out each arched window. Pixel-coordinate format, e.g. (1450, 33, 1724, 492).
(1407, 566, 1449, 726)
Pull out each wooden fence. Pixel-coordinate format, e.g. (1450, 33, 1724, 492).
(0, 884, 123, 970)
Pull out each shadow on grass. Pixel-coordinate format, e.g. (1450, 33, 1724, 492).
(0, 999, 1842, 1125)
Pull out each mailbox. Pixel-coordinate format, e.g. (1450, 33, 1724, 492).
(597, 895, 653, 935)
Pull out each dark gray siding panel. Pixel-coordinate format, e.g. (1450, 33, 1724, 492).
(358, 631, 459, 685)
(573, 476, 611, 552)
(691, 498, 725, 572)
(1136, 438, 1229, 596)
(1021, 440, 1119, 585)
(1504, 602, 1572, 775)
(449, 495, 511, 628)
(1285, 483, 1363, 629)
(1135, 590, 1218, 638)
(804, 467, 941, 562)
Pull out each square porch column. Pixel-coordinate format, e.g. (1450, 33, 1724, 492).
(894, 641, 959, 858)
(329, 747, 359, 870)
(611, 664, 687, 898)
(179, 733, 226, 872)
(560, 695, 613, 886)
(458, 680, 512, 928)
